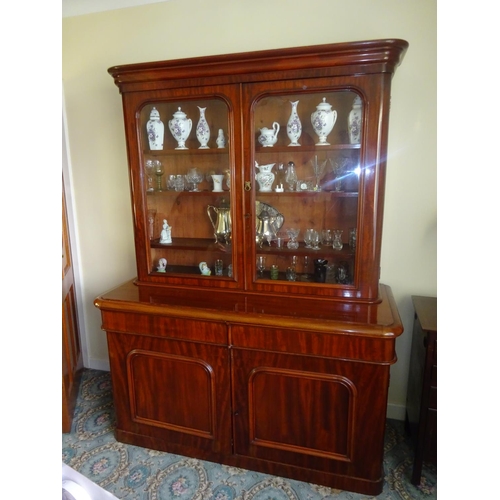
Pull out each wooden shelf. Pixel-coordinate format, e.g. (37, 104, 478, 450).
(256, 144, 360, 153)
(145, 148, 229, 156)
(151, 237, 231, 251)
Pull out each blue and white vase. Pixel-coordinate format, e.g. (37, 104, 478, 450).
(348, 95, 363, 144)
(168, 107, 192, 150)
(196, 106, 210, 149)
(146, 107, 164, 150)
(311, 97, 337, 146)
(287, 100, 302, 146)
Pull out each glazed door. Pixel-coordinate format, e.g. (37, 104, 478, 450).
(123, 84, 245, 290)
(243, 74, 391, 301)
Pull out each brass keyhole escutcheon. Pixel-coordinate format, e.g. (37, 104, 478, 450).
(244, 181, 251, 191)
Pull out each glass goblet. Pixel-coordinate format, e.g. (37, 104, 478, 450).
(153, 160, 164, 191)
(310, 156, 327, 191)
(310, 229, 321, 250)
(256, 255, 266, 278)
(186, 167, 204, 192)
(304, 228, 315, 248)
(145, 160, 155, 192)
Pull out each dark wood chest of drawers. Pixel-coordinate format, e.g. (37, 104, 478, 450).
(405, 295, 437, 484)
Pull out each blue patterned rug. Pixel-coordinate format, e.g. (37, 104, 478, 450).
(62, 369, 436, 499)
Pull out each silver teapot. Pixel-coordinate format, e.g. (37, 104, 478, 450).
(256, 210, 278, 247)
(207, 203, 232, 244)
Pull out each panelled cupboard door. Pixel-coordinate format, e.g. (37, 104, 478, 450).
(105, 330, 233, 460)
(231, 347, 390, 482)
(62, 178, 83, 432)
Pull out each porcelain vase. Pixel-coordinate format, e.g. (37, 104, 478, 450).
(216, 129, 226, 148)
(211, 174, 224, 192)
(146, 107, 164, 150)
(311, 97, 337, 146)
(348, 95, 363, 144)
(168, 107, 192, 150)
(286, 100, 302, 146)
(196, 106, 210, 149)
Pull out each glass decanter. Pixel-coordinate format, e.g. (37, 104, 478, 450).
(285, 161, 297, 191)
(286, 228, 300, 249)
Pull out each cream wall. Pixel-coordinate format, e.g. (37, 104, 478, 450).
(62, 0, 437, 419)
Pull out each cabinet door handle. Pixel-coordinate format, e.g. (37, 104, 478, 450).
(244, 181, 252, 191)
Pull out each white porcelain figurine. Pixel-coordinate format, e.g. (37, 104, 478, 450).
(157, 258, 167, 272)
(199, 261, 211, 275)
(159, 219, 172, 244)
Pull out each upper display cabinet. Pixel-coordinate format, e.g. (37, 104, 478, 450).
(109, 39, 408, 302)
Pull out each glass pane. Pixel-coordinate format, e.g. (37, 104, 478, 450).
(253, 91, 361, 284)
(140, 98, 233, 278)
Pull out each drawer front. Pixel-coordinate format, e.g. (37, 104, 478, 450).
(101, 310, 228, 344)
(231, 325, 396, 363)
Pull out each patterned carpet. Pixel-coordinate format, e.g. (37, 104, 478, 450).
(62, 369, 437, 500)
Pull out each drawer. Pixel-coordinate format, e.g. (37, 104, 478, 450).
(230, 325, 396, 363)
(101, 310, 228, 344)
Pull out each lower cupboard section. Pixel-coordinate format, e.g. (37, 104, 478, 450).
(106, 331, 232, 459)
(105, 329, 391, 494)
(231, 348, 390, 484)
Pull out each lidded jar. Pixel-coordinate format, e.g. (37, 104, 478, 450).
(146, 107, 164, 150)
(348, 95, 363, 144)
(311, 97, 337, 146)
(168, 107, 192, 150)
